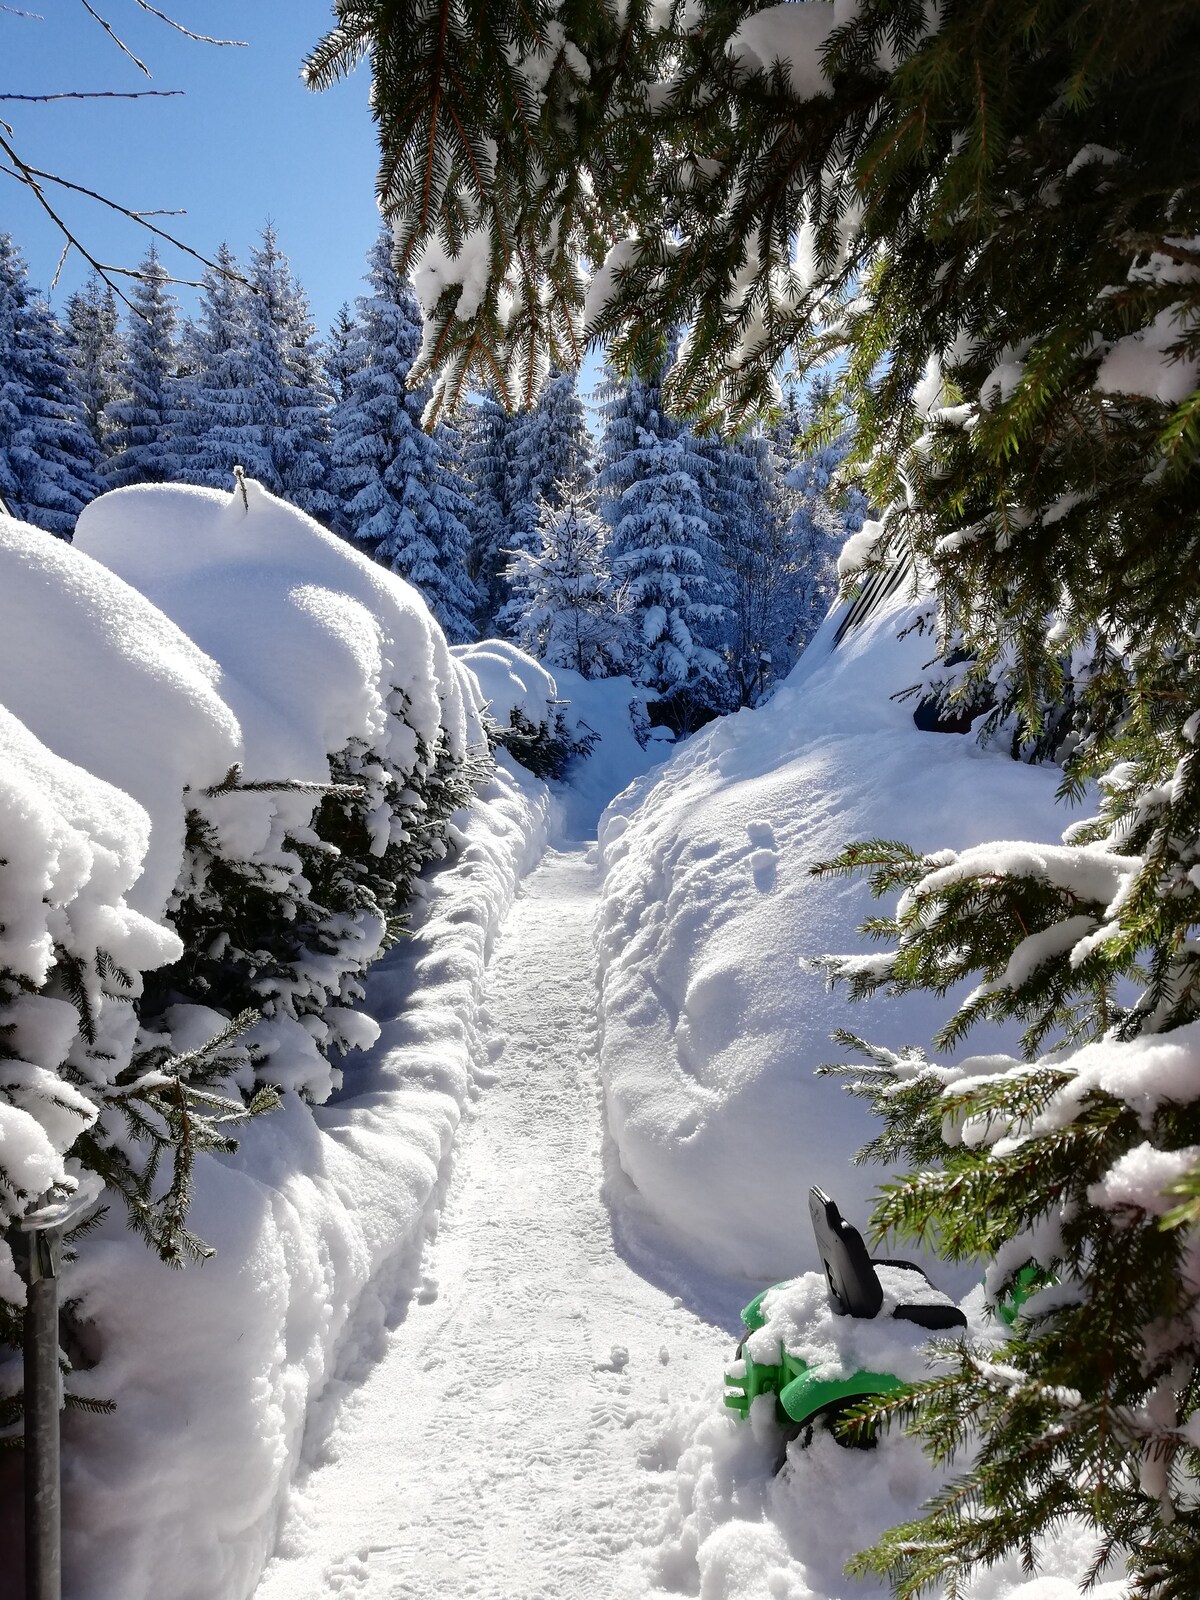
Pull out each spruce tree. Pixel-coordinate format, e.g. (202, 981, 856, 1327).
(325, 301, 360, 406)
(238, 225, 337, 524)
(172, 243, 253, 490)
(503, 368, 595, 565)
(598, 364, 729, 720)
(0, 233, 102, 536)
(705, 427, 799, 706)
(103, 246, 181, 488)
(458, 391, 519, 631)
(504, 475, 628, 678)
(65, 273, 124, 457)
(329, 230, 477, 641)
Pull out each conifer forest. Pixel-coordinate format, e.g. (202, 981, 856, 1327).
(1, 3, 1198, 1599)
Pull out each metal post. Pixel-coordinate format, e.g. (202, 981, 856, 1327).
(16, 1178, 103, 1600)
(23, 1227, 62, 1600)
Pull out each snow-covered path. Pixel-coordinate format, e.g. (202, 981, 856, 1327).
(253, 843, 729, 1600)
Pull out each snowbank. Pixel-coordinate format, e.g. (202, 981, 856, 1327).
(59, 754, 549, 1600)
(596, 595, 1069, 1282)
(544, 667, 670, 838)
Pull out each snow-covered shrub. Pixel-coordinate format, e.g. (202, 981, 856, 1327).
(0, 482, 490, 1356)
(0, 515, 277, 1324)
(75, 479, 489, 1101)
(454, 638, 595, 782)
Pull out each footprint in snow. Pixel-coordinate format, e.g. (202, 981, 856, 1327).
(750, 847, 778, 892)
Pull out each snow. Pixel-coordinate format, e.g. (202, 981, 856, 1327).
(546, 667, 665, 838)
(0, 509, 239, 921)
(453, 636, 561, 733)
(249, 843, 729, 1600)
(836, 518, 886, 577)
(744, 1268, 977, 1387)
(726, 2, 837, 96)
(75, 479, 479, 786)
(411, 225, 493, 326)
(1088, 1142, 1200, 1219)
(595, 592, 1071, 1283)
(57, 753, 549, 1600)
(583, 238, 642, 335)
(1094, 304, 1200, 405)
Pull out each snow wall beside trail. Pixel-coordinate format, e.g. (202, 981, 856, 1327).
(596, 593, 1070, 1283)
(0, 485, 552, 1600)
(61, 748, 548, 1600)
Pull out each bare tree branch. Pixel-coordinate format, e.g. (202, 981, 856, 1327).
(0, 5, 46, 16)
(0, 90, 184, 102)
(0, 129, 251, 309)
(77, 0, 152, 77)
(132, 1, 245, 47)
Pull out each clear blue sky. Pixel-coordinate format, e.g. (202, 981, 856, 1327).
(4, 2, 385, 332)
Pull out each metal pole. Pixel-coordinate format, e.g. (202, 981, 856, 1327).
(23, 1226, 62, 1600)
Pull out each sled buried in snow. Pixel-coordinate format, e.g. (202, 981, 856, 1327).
(724, 1187, 967, 1451)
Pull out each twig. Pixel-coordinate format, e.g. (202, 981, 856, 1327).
(49, 238, 69, 289)
(77, 0, 152, 77)
(0, 132, 246, 307)
(0, 90, 184, 102)
(0, 4, 45, 14)
(132, 0, 246, 46)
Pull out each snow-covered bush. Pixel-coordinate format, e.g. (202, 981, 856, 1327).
(75, 478, 488, 1102)
(454, 638, 595, 782)
(0, 482, 490, 1389)
(0, 513, 273, 1323)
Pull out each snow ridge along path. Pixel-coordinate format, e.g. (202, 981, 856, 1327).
(254, 842, 729, 1600)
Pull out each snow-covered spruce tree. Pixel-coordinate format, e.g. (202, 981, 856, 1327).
(782, 387, 868, 657)
(504, 475, 628, 678)
(102, 247, 180, 488)
(172, 243, 253, 490)
(238, 225, 337, 524)
(700, 425, 799, 706)
(497, 368, 595, 622)
(598, 364, 729, 725)
(458, 391, 519, 630)
(65, 273, 124, 457)
(311, 0, 1200, 1592)
(0, 234, 102, 536)
(325, 301, 360, 407)
(329, 231, 477, 641)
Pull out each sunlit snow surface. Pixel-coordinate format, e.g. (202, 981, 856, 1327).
(595, 596, 1070, 1284)
(0, 488, 1133, 1600)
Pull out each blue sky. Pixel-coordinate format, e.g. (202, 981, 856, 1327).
(4, 2, 385, 331)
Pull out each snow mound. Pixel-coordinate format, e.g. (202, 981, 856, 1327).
(453, 637, 560, 734)
(596, 595, 1069, 1282)
(545, 667, 667, 838)
(76, 478, 480, 786)
(0, 511, 240, 921)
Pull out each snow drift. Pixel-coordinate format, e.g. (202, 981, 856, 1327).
(596, 593, 1070, 1281)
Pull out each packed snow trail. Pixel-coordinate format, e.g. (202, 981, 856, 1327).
(254, 843, 730, 1600)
